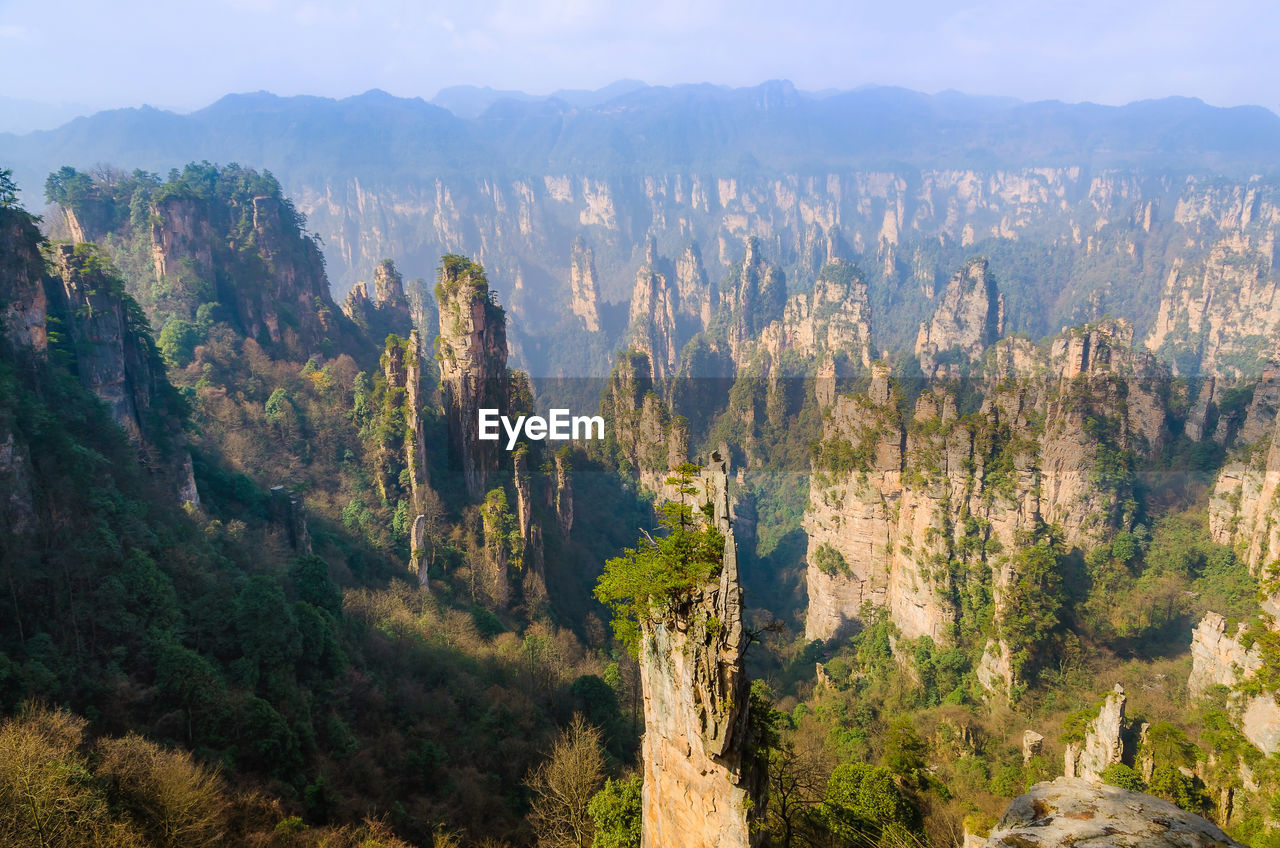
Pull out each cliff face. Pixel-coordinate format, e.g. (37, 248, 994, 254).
(553, 450, 573, 536)
(435, 256, 509, 499)
(568, 237, 602, 333)
(758, 259, 873, 369)
(237, 193, 338, 353)
(1209, 367, 1280, 588)
(53, 166, 363, 365)
(1037, 321, 1168, 540)
(343, 259, 415, 341)
(602, 350, 689, 497)
(378, 330, 435, 581)
(1145, 188, 1280, 378)
(916, 258, 1004, 378)
(629, 239, 681, 384)
(1187, 613, 1280, 756)
(1191, 366, 1280, 758)
(720, 237, 786, 365)
(674, 242, 713, 334)
(1064, 685, 1130, 781)
(639, 454, 763, 848)
(803, 321, 1168, 691)
(51, 244, 199, 506)
(149, 194, 216, 303)
(1, 207, 48, 355)
(115, 161, 1253, 383)
(0, 207, 47, 541)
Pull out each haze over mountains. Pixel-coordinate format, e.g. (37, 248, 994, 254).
(7, 78, 1280, 382)
(7, 66, 1280, 844)
(7, 80, 1280, 191)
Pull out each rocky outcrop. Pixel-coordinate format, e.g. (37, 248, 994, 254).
(602, 350, 689, 497)
(803, 321, 1168, 681)
(269, 485, 311, 553)
(51, 244, 200, 507)
(1196, 364, 1280, 756)
(231, 194, 338, 355)
(1241, 695, 1280, 757)
(1022, 730, 1044, 765)
(568, 237, 602, 333)
(1064, 685, 1129, 781)
(629, 238, 680, 383)
(674, 242, 713, 334)
(512, 446, 547, 604)
(984, 778, 1245, 848)
(1145, 229, 1280, 379)
(639, 454, 764, 848)
(410, 515, 429, 587)
(720, 237, 786, 365)
(554, 449, 573, 536)
(377, 329, 437, 585)
(149, 194, 216, 302)
(373, 258, 407, 307)
(916, 258, 1004, 378)
(480, 488, 513, 609)
(435, 255, 509, 498)
(54, 166, 358, 363)
(1189, 613, 1262, 698)
(343, 259, 414, 340)
(758, 260, 872, 369)
(343, 282, 374, 325)
(1209, 367, 1280, 583)
(803, 363, 901, 640)
(0, 206, 48, 355)
(109, 159, 1273, 382)
(1038, 321, 1167, 540)
(1188, 612, 1280, 756)
(512, 447, 534, 545)
(2, 210, 49, 537)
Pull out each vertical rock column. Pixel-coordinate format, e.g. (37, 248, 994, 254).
(513, 446, 546, 603)
(639, 453, 764, 848)
(1064, 684, 1130, 781)
(554, 450, 574, 537)
(435, 256, 509, 499)
(398, 329, 435, 587)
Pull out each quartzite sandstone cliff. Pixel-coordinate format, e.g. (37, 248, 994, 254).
(638, 454, 764, 848)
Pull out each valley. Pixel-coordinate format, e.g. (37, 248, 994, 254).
(2, 82, 1280, 847)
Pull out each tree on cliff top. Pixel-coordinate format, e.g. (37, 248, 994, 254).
(593, 467, 724, 655)
(0, 168, 19, 208)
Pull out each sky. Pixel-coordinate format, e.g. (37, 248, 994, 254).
(1, 0, 1278, 128)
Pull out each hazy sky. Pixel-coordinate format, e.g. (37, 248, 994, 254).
(2, 0, 1277, 118)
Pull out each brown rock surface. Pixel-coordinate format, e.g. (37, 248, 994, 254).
(639, 454, 763, 848)
(569, 237, 602, 332)
(435, 256, 510, 498)
(629, 238, 680, 383)
(803, 320, 1168, 683)
(1064, 685, 1128, 781)
(916, 258, 1003, 377)
(984, 777, 1245, 848)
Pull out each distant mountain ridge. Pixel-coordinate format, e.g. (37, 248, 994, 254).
(5, 80, 1280, 200)
(7, 79, 1280, 382)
